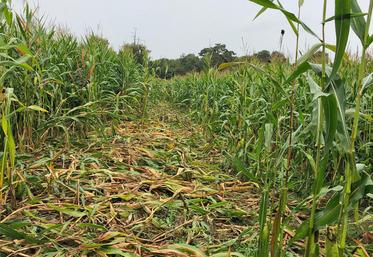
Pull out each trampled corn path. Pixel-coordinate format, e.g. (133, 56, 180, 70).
(1, 1, 372, 255)
(0, 103, 261, 256)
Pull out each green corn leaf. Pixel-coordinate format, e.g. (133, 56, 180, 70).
(325, 12, 367, 23)
(1, 113, 7, 135)
(2, 221, 31, 230)
(349, 171, 373, 204)
(218, 61, 246, 71)
(328, 79, 350, 153)
(210, 253, 245, 257)
(99, 247, 136, 256)
(313, 94, 338, 193)
(325, 44, 350, 61)
(346, 108, 373, 121)
(306, 74, 337, 193)
(0, 223, 26, 240)
(249, 0, 319, 39)
(48, 204, 88, 218)
(264, 123, 273, 152)
(361, 73, 373, 95)
(15, 14, 28, 41)
(291, 171, 373, 242)
(14, 55, 31, 65)
(10, 55, 34, 71)
(3, 4, 12, 26)
(321, 94, 338, 151)
(0, 3, 7, 12)
(368, 34, 373, 46)
(7, 124, 16, 167)
(289, 21, 299, 37)
(0, 223, 41, 244)
(27, 105, 49, 113)
(303, 151, 317, 176)
(259, 191, 269, 230)
(350, 0, 367, 45)
(282, 9, 318, 39)
(285, 61, 312, 84)
(221, 62, 284, 94)
(231, 156, 258, 182)
(249, 0, 277, 9)
(308, 75, 330, 100)
(255, 6, 270, 20)
(77, 223, 107, 231)
(332, 0, 351, 78)
(277, 1, 299, 36)
(259, 223, 270, 257)
(309, 62, 333, 77)
(253, 0, 275, 19)
(292, 195, 338, 241)
(16, 43, 33, 56)
(166, 244, 207, 257)
(319, 185, 344, 198)
(297, 43, 323, 64)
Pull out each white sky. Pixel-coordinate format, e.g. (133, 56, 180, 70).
(11, 0, 372, 60)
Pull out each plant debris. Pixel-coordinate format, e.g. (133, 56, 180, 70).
(0, 105, 260, 256)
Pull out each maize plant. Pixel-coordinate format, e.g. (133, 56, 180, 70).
(0, 0, 371, 256)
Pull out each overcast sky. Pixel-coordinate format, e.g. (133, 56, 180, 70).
(12, 0, 372, 60)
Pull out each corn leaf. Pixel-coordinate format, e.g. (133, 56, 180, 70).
(99, 247, 137, 256)
(332, 0, 351, 78)
(166, 244, 207, 257)
(368, 34, 373, 46)
(1, 113, 8, 134)
(7, 124, 16, 167)
(210, 253, 245, 257)
(28, 105, 49, 113)
(328, 79, 350, 154)
(325, 44, 350, 61)
(218, 62, 246, 71)
(48, 204, 88, 218)
(249, 0, 277, 9)
(264, 123, 273, 152)
(325, 12, 367, 23)
(285, 61, 312, 84)
(350, 0, 367, 45)
(253, 0, 275, 19)
(322, 94, 338, 152)
(248, 0, 319, 39)
(0, 223, 41, 244)
(2, 4, 12, 26)
(16, 43, 33, 56)
(291, 171, 373, 242)
(362, 73, 373, 95)
(297, 43, 322, 64)
(277, 1, 299, 36)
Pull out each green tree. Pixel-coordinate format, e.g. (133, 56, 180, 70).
(199, 43, 236, 67)
(177, 54, 203, 74)
(151, 54, 203, 79)
(150, 58, 176, 79)
(255, 50, 271, 63)
(271, 51, 287, 63)
(120, 43, 150, 66)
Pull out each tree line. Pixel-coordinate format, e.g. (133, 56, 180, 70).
(121, 42, 330, 79)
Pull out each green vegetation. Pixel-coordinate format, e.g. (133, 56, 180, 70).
(0, 0, 372, 256)
(149, 45, 288, 79)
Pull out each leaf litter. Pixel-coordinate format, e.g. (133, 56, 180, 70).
(0, 104, 260, 256)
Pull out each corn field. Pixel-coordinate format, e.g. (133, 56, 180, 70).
(0, 0, 372, 256)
